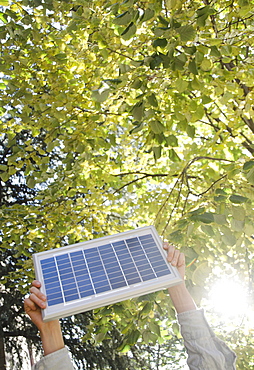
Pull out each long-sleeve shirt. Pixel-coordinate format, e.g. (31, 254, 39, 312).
(32, 309, 236, 370)
(178, 309, 236, 369)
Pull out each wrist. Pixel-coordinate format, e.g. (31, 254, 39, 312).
(39, 320, 65, 356)
(39, 319, 60, 335)
(168, 280, 186, 292)
(168, 284, 197, 314)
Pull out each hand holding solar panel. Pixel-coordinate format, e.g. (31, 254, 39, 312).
(33, 226, 182, 322)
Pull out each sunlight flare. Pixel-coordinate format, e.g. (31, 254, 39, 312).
(208, 277, 250, 319)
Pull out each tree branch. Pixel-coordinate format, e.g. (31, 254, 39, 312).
(188, 174, 227, 197)
(112, 175, 148, 194)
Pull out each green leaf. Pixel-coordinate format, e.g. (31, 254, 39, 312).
(210, 46, 221, 57)
(191, 212, 214, 224)
(149, 120, 165, 134)
(95, 332, 107, 342)
(0, 0, 9, 5)
(175, 78, 188, 93)
(184, 45, 197, 55)
(131, 102, 144, 121)
(196, 6, 215, 26)
(27, 177, 36, 188)
(215, 188, 227, 195)
(130, 78, 142, 89)
(119, 344, 130, 353)
(168, 148, 180, 161)
(141, 8, 155, 22)
(246, 167, 254, 185)
(186, 125, 195, 138)
(153, 38, 167, 48)
(173, 54, 187, 70)
(192, 262, 211, 285)
(127, 329, 140, 345)
(91, 89, 110, 103)
(201, 224, 214, 237)
(165, 134, 178, 147)
(121, 22, 136, 40)
(244, 223, 254, 237)
(149, 321, 161, 336)
(229, 194, 248, 204)
(214, 195, 227, 202)
(142, 330, 157, 344)
(177, 25, 195, 42)
(139, 301, 152, 316)
(202, 95, 212, 104)
(149, 53, 163, 69)
(232, 205, 245, 221)
(200, 58, 213, 71)
(113, 11, 132, 25)
(147, 93, 158, 107)
(214, 214, 228, 225)
(0, 172, 10, 182)
(188, 59, 198, 75)
(189, 207, 205, 215)
(0, 12, 7, 23)
(152, 146, 162, 160)
(129, 122, 144, 134)
(231, 219, 244, 232)
(221, 227, 236, 246)
(243, 160, 254, 171)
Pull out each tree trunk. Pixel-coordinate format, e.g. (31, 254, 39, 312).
(0, 335, 6, 370)
(27, 339, 35, 367)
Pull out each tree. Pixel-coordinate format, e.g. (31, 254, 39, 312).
(0, 0, 253, 368)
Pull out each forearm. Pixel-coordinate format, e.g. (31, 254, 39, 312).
(39, 320, 65, 356)
(168, 283, 197, 313)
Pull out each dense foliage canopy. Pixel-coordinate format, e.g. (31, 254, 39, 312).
(0, 0, 254, 368)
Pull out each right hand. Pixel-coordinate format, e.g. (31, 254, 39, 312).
(163, 242, 186, 280)
(24, 280, 65, 356)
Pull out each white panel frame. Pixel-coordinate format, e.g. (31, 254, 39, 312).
(33, 226, 182, 321)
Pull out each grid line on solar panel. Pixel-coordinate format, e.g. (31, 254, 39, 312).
(121, 238, 145, 282)
(98, 244, 128, 290)
(126, 237, 157, 281)
(39, 233, 172, 307)
(40, 257, 64, 306)
(56, 254, 80, 302)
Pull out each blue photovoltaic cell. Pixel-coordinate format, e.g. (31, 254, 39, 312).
(40, 257, 64, 306)
(70, 251, 94, 298)
(98, 244, 127, 290)
(40, 233, 171, 307)
(112, 240, 141, 285)
(84, 248, 111, 294)
(126, 237, 156, 281)
(56, 254, 79, 302)
(139, 234, 170, 278)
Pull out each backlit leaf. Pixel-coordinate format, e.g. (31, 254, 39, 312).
(149, 120, 165, 134)
(113, 11, 132, 25)
(229, 195, 248, 204)
(121, 22, 136, 40)
(177, 25, 195, 41)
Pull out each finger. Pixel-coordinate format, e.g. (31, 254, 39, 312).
(29, 292, 47, 309)
(30, 286, 47, 301)
(164, 243, 176, 262)
(163, 242, 169, 250)
(24, 297, 38, 312)
(32, 280, 41, 288)
(178, 252, 185, 267)
(171, 249, 180, 266)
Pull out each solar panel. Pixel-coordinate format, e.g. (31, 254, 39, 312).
(33, 226, 182, 321)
